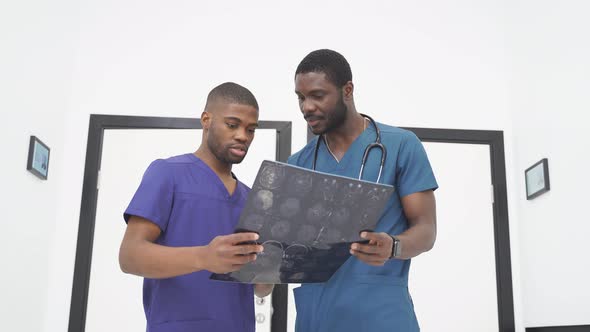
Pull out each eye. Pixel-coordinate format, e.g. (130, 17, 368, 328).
(248, 128, 256, 134)
(226, 122, 238, 129)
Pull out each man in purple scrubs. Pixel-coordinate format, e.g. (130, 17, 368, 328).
(119, 82, 273, 332)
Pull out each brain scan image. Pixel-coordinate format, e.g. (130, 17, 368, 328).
(279, 197, 300, 218)
(341, 182, 364, 205)
(253, 190, 273, 211)
(284, 244, 309, 260)
(270, 220, 291, 240)
(289, 173, 313, 196)
(316, 178, 339, 201)
(306, 202, 329, 223)
(259, 164, 285, 189)
(329, 206, 350, 226)
(322, 228, 344, 244)
(213, 160, 395, 284)
(254, 241, 283, 271)
(296, 224, 318, 244)
(286, 272, 308, 282)
(242, 214, 266, 232)
(359, 212, 373, 228)
(366, 187, 389, 207)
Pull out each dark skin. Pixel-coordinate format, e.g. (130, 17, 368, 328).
(119, 100, 273, 297)
(295, 72, 437, 265)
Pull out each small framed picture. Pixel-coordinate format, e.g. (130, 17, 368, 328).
(525, 158, 549, 200)
(27, 136, 50, 180)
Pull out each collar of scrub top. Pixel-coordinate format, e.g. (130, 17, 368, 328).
(312, 113, 387, 183)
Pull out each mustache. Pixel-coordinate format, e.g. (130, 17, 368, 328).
(227, 144, 247, 151)
(304, 114, 324, 121)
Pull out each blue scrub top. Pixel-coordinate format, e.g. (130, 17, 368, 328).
(124, 154, 255, 332)
(288, 122, 438, 332)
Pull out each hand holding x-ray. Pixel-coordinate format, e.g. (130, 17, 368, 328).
(211, 160, 394, 284)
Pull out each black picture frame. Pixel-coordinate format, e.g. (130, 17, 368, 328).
(26, 135, 50, 180)
(525, 158, 550, 200)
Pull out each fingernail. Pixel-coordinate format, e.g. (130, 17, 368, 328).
(254, 234, 259, 240)
(361, 232, 367, 238)
(349, 249, 354, 255)
(351, 244, 357, 250)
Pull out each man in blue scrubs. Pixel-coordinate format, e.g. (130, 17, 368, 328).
(119, 82, 273, 332)
(289, 49, 438, 331)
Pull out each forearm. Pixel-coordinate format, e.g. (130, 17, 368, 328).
(254, 284, 274, 298)
(119, 240, 208, 279)
(395, 219, 436, 260)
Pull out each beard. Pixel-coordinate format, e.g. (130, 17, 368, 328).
(206, 124, 247, 165)
(316, 93, 348, 135)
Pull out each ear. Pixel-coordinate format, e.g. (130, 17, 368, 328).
(200, 111, 211, 130)
(343, 81, 354, 99)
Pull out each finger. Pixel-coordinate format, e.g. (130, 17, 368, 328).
(360, 231, 389, 244)
(350, 250, 387, 266)
(231, 244, 264, 255)
(350, 242, 381, 255)
(225, 232, 260, 244)
(230, 253, 258, 265)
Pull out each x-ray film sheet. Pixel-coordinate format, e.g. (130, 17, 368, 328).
(210, 160, 395, 284)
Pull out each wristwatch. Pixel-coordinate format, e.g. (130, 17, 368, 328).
(389, 235, 402, 259)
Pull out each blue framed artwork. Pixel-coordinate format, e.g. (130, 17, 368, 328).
(27, 135, 50, 180)
(525, 158, 550, 200)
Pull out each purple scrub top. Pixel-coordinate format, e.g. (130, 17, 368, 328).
(124, 153, 255, 332)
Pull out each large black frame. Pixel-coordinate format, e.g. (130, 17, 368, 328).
(306, 127, 516, 331)
(68, 114, 291, 332)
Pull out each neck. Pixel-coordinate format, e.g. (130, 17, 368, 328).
(324, 112, 366, 149)
(194, 147, 233, 180)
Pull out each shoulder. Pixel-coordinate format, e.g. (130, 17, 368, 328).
(377, 123, 416, 140)
(375, 123, 422, 148)
(143, 153, 194, 181)
(162, 153, 196, 165)
(287, 137, 319, 166)
(236, 181, 251, 194)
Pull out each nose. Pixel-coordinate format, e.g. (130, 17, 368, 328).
(234, 127, 248, 143)
(300, 98, 316, 115)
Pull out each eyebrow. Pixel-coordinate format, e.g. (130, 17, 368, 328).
(295, 88, 326, 95)
(224, 116, 259, 127)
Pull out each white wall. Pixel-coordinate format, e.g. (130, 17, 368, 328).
(41, 1, 520, 331)
(7, 1, 587, 331)
(508, 0, 590, 327)
(0, 1, 78, 331)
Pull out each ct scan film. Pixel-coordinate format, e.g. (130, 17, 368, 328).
(211, 160, 395, 284)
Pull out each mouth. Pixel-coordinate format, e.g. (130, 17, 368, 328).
(228, 145, 247, 158)
(305, 116, 323, 128)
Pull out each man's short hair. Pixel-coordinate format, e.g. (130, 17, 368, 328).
(205, 82, 259, 111)
(295, 49, 352, 88)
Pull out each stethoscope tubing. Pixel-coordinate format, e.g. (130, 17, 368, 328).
(312, 113, 386, 183)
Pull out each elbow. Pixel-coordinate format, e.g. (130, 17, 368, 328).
(425, 230, 437, 252)
(118, 247, 132, 274)
(424, 240, 435, 252)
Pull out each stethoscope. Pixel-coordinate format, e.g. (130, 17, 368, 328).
(312, 113, 387, 183)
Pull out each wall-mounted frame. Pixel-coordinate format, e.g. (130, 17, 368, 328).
(525, 158, 550, 200)
(27, 135, 50, 180)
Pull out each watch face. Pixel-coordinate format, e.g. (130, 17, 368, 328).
(392, 236, 401, 258)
